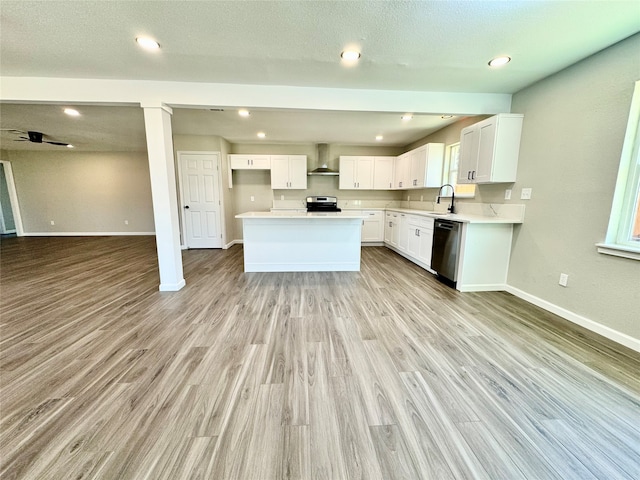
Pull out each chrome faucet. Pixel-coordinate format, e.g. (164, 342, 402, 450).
(436, 184, 456, 214)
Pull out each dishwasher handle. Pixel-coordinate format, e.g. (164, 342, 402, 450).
(435, 220, 459, 231)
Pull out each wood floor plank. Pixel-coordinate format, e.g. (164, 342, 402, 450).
(1, 238, 639, 479)
(329, 375, 384, 480)
(307, 342, 348, 480)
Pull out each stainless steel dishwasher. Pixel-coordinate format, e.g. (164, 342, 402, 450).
(431, 219, 461, 287)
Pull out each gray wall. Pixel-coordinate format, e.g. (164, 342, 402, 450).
(6, 150, 155, 234)
(507, 34, 640, 340)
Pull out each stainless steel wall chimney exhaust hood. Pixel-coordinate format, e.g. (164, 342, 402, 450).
(308, 143, 339, 176)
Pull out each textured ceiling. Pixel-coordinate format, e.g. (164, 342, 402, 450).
(1, 1, 638, 150)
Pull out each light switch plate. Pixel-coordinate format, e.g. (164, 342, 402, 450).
(521, 188, 532, 200)
(250, 195, 255, 202)
(559, 273, 569, 287)
(505, 189, 512, 200)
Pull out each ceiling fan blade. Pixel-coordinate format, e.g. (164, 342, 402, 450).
(44, 141, 70, 146)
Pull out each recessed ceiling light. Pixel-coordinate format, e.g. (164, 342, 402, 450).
(136, 37, 160, 50)
(257, 132, 266, 139)
(238, 109, 250, 117)
(401, 114, 413, 121)
(488, 56, 511, 67)
(375, 135, 383, 141)
(66, 144, 74, 148)
(341, 50, 361, 61)
(64, 108, 80, 117)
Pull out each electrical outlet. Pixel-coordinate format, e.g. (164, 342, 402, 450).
(250, 196, 255, 202)
(124, 220, 129, 225)
(521, 188, 532, 200)
(280, 195, 284, 201)
(420, 195, 423, 202)
(559, 273, 569, 287)
(407, 195, 410, 201)
(505, 189, 512, 200)
(50, 220, 55, 225)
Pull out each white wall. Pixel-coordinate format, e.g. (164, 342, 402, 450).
(507, 34, 640, 341)
(6, 150, 155, 234)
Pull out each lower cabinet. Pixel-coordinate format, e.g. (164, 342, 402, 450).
(385, 210, 435, 271)
(384, 209, 516, 291)
(384, 211, 399, 247)
(398, 213, 409, 251)
(361, 210, 384, 242)
(407, 216, 434, 268)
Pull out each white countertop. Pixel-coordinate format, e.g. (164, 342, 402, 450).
(236, 211, 367, 219)
(381, 208, 523, 224)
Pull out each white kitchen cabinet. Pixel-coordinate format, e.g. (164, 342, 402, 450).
(409, 143, 445, 188)
(398, 213, 409, 252)
(384, 211, 399, 247)
(270, 155, 307, 189)
(361, 210, 384, 242)
(456, 223, 514, 291)
(407, 215, 434, 268)
(229, 154, 271, 170)
(228, 154, 272, 187)
(458, 113, 523, 184)
(339, 156, 374, 189)
(373, 156, 396, 190)
(395, 153, 411, 189)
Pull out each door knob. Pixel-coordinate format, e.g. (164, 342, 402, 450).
(185, 205, 190, 209)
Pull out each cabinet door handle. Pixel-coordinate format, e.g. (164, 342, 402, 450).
(472, 170, 476, 180)
(417, 229, 420, 237)
(467, 171, 471, 180)
(389, 182, 392, 188)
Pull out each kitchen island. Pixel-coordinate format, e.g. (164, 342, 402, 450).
(235, 211, 367, 272)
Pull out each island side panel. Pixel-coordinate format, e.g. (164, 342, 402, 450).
(241, 217, 363, 272)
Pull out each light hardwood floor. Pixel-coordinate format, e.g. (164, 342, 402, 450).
(1, 236, 639, 480)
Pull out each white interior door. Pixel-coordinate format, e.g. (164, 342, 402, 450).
(181, 153, 222, 248)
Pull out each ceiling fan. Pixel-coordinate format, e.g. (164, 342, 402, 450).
(2, 129, 71, 147)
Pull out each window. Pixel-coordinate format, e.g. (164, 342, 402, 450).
(597, 80, 640, 260)
(443, 142, 475, 197)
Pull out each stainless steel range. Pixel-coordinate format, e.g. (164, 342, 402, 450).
(306, 196, 342, 212)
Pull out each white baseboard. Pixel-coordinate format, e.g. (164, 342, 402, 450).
(24, 231, 155, 236)
(159, 278, 186, 291)
(225, 239, 243, 249)
(458, 283, 507, 292)
(505, 285, 640, 353)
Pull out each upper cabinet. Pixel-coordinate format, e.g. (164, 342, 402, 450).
(373, 156, 395, 190)
(393, 143, 444, 190)
(395, 153, 411, 189)
(458, 113, 524, 184)
(270, 155, 308, 189)
(339, 156, 374, 190)
(409, 143, 444, 188)
(229, 154, 271, 170)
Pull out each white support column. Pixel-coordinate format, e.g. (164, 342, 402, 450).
(142, 103, 185, 291)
